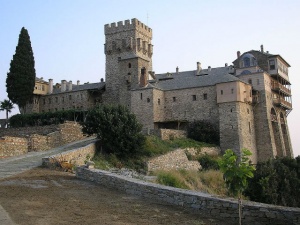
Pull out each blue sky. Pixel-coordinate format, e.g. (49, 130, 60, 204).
(1, 0, 299, 156)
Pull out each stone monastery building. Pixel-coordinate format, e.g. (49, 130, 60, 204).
(25, 18, 293, 163)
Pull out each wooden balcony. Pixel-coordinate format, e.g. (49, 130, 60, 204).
(273, 98, 292, 110)
(271, 82, 291, 96)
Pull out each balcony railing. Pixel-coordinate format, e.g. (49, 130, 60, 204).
(271, 82, 291, 95)
(273, 98, 292, 110)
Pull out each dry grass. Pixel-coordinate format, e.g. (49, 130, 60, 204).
(154, 169, 228, 196)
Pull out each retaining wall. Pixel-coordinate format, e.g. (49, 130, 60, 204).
(42, 140, 97, 167)
(146, 149, 200, 172)
(76, 167, 300, 225)
(0, 136, 28, 157)
(0, 121, 86, 157)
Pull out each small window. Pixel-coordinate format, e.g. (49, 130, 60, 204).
(257, 79, 260, 85)
(221, 90, 223, 95)
(158, 98, 160, 105)
(203, 93, 207, 100)
(249, 122, 251, 133)
(192, 95, 196, 101)
(140, 93, 143, 100)
(231, 89, 234, 94)
(69, 95, 72, 100)
(248, 79, 252, 85)
(173, 97, 176, 102)
(128, 63, 131, 68)
(147, 98, 150, 103)
(269, 59, 275, 70)
(62, 97, 64, 103)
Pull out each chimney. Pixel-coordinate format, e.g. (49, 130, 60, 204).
(48, 79, 53, 94)
(61, 80, 67, 92)
(176, 66, 179, 74)
(237, 51, 241, 58)
(208, 66, 211, 71)
(68, 80, 72, 91)
(101, 78, 104, 82)
(196, 62, 202, 75)
(260, 45, 264, 53)
(77, 80, 80, 85)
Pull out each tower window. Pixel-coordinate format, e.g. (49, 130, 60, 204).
(221, 90, 223, 95)
(173, 97, 176, 102)
(158, 98, 160, 105)
(269, 59, 275, 70)
(128, 63, 131, 68)
(147, 98, 150, 103)
(192, 95, 196, 101)
(231, 89, 234, 94)
(203, 93, 207, 100)
(140, 93, 143, 100)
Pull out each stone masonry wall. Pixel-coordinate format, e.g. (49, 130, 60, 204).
(0, 121, 86, 157)
(76, 167, 300, 225)
(159, 129, 186, 140)
(0, 136, 28, 157)
(147, 149, 200, 172)
(42, 139, 97, 167)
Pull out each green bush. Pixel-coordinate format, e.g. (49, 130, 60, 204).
(198, 154, 220, 170)
(9, 109, 85, 127)
(187, 120, 219, 145)
(245, 156, 300, 207)
(83, 105, 145, 159)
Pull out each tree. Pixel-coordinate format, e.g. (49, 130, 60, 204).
(83, 105, 145, 158)
(0, 99, 14, 128)
(187, 120, 219, 145)
(245, 156, 300, 207)
(218, 149, 255, 225)
(6, 27, 36, 112)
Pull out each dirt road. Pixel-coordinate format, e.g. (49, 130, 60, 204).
(0, 167, 235, 225)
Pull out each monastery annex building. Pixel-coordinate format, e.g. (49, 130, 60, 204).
(24, 18, 293, 163)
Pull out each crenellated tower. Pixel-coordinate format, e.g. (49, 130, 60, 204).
(103, 18, 153, 107)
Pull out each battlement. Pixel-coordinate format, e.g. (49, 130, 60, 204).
(105, 18, 152, 36)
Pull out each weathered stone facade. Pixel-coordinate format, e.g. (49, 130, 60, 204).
(22, 19, 294, 163)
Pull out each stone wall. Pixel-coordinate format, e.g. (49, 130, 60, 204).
(76, 167, 300, 225)
(0, 121, 86, 157)
(42, 139, 97, 167)
(159, 129, 186, 141)
(0, 136, 28, 157)
(146, 149, 200, 172)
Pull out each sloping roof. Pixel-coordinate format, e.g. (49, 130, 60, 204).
(35, 77, 48, 83)
(52, 82, 105, 94)
(147, 67, 240, 91)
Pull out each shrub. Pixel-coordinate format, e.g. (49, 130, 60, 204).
(187, 120, 219, 145)
(9, 109, 85, 127)
(198, 154, 220, 170)
(82, 105, 145, 159)
(245, 156, 300, 207)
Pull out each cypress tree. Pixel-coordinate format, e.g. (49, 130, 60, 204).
(6, 27, 36, 112)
